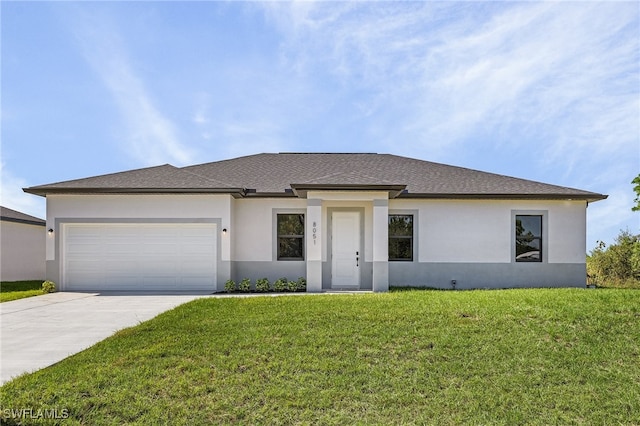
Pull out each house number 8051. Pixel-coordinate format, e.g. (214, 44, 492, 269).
(312, 222, 317, 245)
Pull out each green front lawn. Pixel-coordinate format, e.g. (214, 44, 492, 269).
(2, 289, 639, 425)
(0, 280, 44, 303)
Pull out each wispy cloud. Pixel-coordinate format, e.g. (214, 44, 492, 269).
(0, 163, 45, 219)
(67, 8, 194, 166)
(260, 2, 638, 163)
(256, 1, 638, 242)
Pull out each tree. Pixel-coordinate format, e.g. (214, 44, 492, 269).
(633, 174, 640, 212)
(587, 230, 640, 287)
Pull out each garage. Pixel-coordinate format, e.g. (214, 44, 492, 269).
(62, 223, 217, 292)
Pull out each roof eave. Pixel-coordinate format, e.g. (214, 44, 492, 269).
(397, 192, 608, 202)
(23, 187, 247, 198)
(0, 216, 46, 226)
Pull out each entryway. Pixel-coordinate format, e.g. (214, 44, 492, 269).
(331, 211, 361, 288)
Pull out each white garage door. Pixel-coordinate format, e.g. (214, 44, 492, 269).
(63, 223, 217, 292)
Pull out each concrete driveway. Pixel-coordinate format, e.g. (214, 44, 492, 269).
(0, 292, 210, 385)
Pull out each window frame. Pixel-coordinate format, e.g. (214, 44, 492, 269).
(276, 213, 305, 261)
(388, 213, 414, 262)
(512, 211, 547, 263)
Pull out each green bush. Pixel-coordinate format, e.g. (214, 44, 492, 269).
(287, 278, 299, 292)
(224, 279, 236, 293)
(587, 229, 640, 288)
(41, 280, 56, 294)
(296, 277, 307, 292)
(238, 278, 251, 292)
(255, 278, 270, 293)
(274, 277, 288, 292)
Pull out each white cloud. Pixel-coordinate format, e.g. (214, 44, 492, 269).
(68, 9, 195, 166)
(255, 1, 639, 245)
(192, 92, 210, 126)
(587, 185, 639, 247)
(0, 163, 45, 219)
(257, 2, 638, 162)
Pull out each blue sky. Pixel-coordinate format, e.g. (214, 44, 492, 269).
(1, 1, 638, 248)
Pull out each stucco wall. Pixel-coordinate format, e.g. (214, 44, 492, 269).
(389, 199, 586, 263)
(46, 194, 234, 288)
(0, 221, 46, 281)
(233, 198, 306, 262)
(231, 198, 307, 283)
(45, 194, 589, 290)
(388, 199, 588, 288)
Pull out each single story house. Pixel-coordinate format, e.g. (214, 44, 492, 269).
(24, 153, 607, 292)
(1, 206, 46, 282)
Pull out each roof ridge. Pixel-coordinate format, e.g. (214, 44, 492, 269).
(277, 152, 378, 155)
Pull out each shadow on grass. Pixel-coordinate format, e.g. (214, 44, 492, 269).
(389, 286, 449, 292)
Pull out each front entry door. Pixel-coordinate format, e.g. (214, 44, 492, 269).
(331, 211, 361, 288)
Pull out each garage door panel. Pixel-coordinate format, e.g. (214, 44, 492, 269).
(182, 244, 216, 255)
(104, 244, 139, 255)
(143, 244, 179, 255)
(143, 276, 178, 286)
(68, 259, 103, 270)
(64, 223, 217, 291)
(67, 243, 103, 254)
(104, 260, 139, 272)
(67, 226, 102, 238)
(182, 278, 213, 286)
(180, 226, 214, 235)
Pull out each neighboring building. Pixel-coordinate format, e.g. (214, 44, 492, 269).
(24, 153, 607, 292)
(0, 206, 46, 282)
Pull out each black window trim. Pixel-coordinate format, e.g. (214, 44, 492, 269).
(389, 213, 414, 262)
(276, 213, 305, 261)
(513, 211, 547, 264)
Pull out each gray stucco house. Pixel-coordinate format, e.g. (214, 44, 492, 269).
(24, 153, 606, 292)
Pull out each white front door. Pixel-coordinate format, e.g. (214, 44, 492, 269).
(331, 211, 361, 288)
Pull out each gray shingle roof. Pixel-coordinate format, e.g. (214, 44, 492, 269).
(1, 206, 45, 226)
(24, 164, 241, 195)
(24, 153, 607, 201)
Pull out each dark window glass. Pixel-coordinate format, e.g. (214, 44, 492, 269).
(277, 214, 304, 260)
(389, 215, 413, 261)
(515, 215, 542, 262)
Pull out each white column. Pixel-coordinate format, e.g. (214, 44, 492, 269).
(306, 199, 323, 292)
(372, 199, 389, 292)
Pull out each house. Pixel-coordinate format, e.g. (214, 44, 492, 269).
(24, 153, 607, 292)
(0, 206, 46, 282)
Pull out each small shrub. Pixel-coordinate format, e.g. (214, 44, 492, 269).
(287, 278, 299, 292)
(238, 278, 251, 292)
(255, 278, 270, 293)
(224, 279, 236, 293)
(274, 277, 288, 292)
(41, 280, 56, 294)
(296, 277, 307, 292)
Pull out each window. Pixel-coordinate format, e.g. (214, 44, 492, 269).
(277, 214, 305, 260)
(389, 215, 413, 261)
(515, 215, 542, 262)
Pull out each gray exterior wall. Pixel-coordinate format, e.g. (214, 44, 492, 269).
(231, 260, 586, 290)
(389, 262, 586, 289)
(231, 261, 306, 287)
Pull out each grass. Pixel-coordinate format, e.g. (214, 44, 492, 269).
(595, 278, 640, 289)
(0, 280, 44, 303)
(1, 289, 640, 425)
